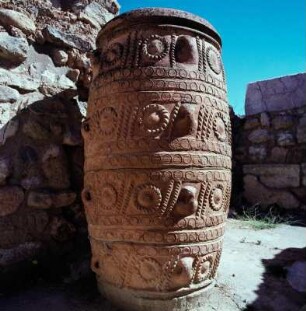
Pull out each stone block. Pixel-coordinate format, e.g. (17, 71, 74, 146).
(243, 117, 260, 130)
(291, 187, 306, 204)
(248, 129, 271, 144)
(270, 147, 288, 163)
(302, 163, 306, 187)
(43, 26, 93, 52)
(80, 2, 115, 28)
(248, 145, 267, 161)
(297, 115, 306, 144)
(0, 158, 10, 185)
(0, 186, 24, 216)
(287, 147, 306, 164)
(243, 164, 300, 188)
(41, 146, 70, 189)
(272, 115, 294, 130)
(0, 9, 36, 34)
(245, 73, 306, 115)
(0, 32, 29, 64)
(0, 85, 20, 103)
(276, 131, 295, 147)
(22, 119, 51, 140)
(243, 174, 300, 209)
(260, 112, 270, 128)
(27, 190, 76, 209)
(0, 119, 19, 145)
(0, 68, 40, 92)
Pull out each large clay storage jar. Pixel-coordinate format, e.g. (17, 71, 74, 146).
(82, 8, 232, 311)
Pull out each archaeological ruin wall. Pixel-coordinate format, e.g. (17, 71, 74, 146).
(0, 0, 119, 287)
(233, 73, 306, 211)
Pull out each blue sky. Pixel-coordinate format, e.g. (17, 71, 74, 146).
(119, 0, 306, 115)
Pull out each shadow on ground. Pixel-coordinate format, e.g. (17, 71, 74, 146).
(1, 221, 306, 311)
(245, 247, 306, 311)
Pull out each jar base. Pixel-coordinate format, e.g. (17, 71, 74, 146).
(98, 280, 215, 311)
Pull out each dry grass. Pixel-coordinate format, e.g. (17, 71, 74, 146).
(236, 204, 300, 230)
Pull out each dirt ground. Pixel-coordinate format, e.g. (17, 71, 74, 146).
(1, 219, 305, 311)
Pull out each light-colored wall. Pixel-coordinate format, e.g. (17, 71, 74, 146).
(234, 73, 306, 210)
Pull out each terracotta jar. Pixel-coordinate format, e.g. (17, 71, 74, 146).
(82, 8, 231, 311)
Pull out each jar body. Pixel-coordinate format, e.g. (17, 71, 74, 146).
(82, 8, 231, 311)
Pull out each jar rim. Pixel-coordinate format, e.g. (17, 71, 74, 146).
(97, 7, 221, 47)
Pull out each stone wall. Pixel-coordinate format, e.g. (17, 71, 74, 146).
(0, 0, 119, 289)
(233, 73, 306, 211)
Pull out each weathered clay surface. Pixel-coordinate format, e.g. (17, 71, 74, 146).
(83, 8, 231, 311)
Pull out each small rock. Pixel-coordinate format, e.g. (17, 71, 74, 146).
(244, 117, 260, 130)
(27, 191, 53, 209)
(43, 25, 93, 52)
(66, 69, 80, 82)
(0, 9, 36, 34)
(108, 0, 120, 14)
(9, 25, 28, 39)
(34, 30, 45, 45)
(248, 129, 271, 144)
(249, 145, 267, 161)
(0, 158, 11, 185)
(286, 261, 306, 292)
(21, 176, 43, 190)
(0, 186, 24, 217)
(28, 190, 76, 209)
(276, 132, 295, 146)
(0, 119, 19, 145)
(0, 32, 29, 64)
(0, 86, 20, 103)
(78, 12, 100, 29)
(52, 49, 68, 66)
(260, 112, 270, 128)
(79, 2, 115, 27)
(74, 52, 90, 70)
(52, 191, 77, 208)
